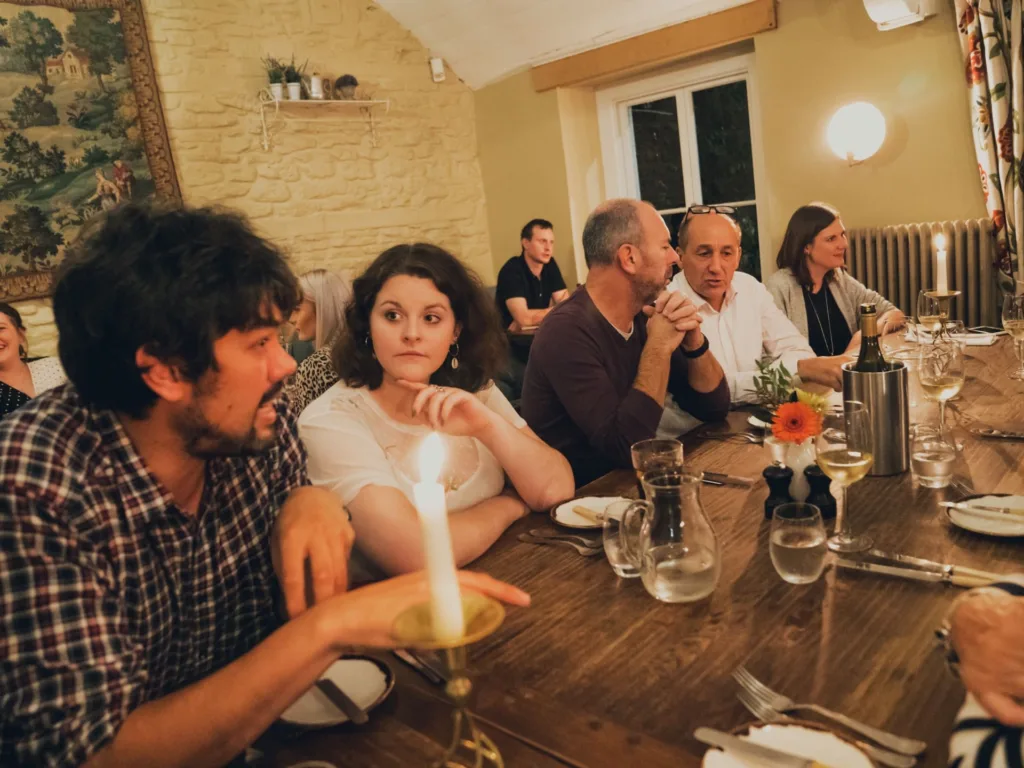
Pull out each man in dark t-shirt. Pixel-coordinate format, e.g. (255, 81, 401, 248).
(522, 200, 730, 486)
(494, 219, 570, 331)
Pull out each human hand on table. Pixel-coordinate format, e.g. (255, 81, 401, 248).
(797, 355, 853, 392)
(878, 309, 907, 336)
(320, 571, 530, 649)
(950, 590, 1024, 725)
(272, 486, 356, 619)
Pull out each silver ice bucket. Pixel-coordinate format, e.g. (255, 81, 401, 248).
(841, 362, 909, 476)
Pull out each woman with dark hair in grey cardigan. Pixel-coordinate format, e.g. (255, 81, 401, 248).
(766, 203, 906, 357)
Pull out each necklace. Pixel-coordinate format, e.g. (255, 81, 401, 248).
(806, 285, 836, 356)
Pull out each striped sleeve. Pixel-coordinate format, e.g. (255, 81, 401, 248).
(949, 577, 1024, 768)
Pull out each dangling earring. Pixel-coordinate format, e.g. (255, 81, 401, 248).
(18, 345, 26, 360)
(449, 341, 460, 370)
(364, 334, 376, 360)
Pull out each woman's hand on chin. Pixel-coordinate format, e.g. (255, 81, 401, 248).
(396, 379, 498, 438)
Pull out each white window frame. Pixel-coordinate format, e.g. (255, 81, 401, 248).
(595, 53, 772, 278)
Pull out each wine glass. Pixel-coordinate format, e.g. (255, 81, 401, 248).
(815, 401, 874, 553)
(916, 290, 944, 341)
(918, 340, 965, 430)
(1002, 293, 1024, 380)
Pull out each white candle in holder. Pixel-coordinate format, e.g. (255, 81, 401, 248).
(935, 233, 948, 295)
(413, 432, 464, 642)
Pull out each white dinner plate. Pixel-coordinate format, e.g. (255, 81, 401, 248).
(551, 496, 631, 529)
(279, 656, 394, 728)
(945, 494, 1024, 537)
(702, 723, 872, 768)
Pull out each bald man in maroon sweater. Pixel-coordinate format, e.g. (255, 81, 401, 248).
(522, 199, 730, 487)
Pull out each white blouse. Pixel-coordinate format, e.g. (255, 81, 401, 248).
(298, 382, 525, 513)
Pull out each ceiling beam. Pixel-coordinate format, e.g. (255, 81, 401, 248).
(530, 0, 777, 92)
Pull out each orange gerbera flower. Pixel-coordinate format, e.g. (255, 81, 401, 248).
(771, 402, 822, 444)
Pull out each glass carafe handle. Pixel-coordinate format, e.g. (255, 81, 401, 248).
(619, 500, 650, 569)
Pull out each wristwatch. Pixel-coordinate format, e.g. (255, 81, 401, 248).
(682, 335, 710, 359)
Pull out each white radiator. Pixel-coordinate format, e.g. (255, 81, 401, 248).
(846, 220, 998, 327)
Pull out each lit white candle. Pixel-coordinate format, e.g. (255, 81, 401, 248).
(412, 432, 464, 642)
(935, 233, 948, 294)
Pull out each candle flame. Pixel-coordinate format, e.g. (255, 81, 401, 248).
(934, 233, 947, 250)
(418, 432, 445, 484)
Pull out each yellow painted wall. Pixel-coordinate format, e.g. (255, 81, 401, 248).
(754, 0, 985, 266)
(475, 70, 577, 286)
(14, 0, 493, 355)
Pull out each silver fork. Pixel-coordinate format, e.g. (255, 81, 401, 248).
(733, 666, 927, 756)
(527, 529, 602, 549)
(736, 689, 916, 768)
(517, 533, 603, 557)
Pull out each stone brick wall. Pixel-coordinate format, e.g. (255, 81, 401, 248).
(14, 0, 493, 357)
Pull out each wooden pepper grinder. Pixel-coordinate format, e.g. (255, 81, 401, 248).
(804, 465, 837, 520)
(763, 465, 794, 520)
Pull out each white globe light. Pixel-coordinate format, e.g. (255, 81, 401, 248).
(827, 102, 886, 163)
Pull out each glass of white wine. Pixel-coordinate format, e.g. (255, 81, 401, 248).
(816, 401, 874, 553)
(918, 341, 965, 431)
(916, 290, 944, 341)
(1002, 293, 1024, 380)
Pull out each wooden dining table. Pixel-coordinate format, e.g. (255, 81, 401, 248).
(262, 334, 1024, 768)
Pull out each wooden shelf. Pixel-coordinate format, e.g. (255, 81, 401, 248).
(255, 91, 389, 150)
(262, 96, 390, 113)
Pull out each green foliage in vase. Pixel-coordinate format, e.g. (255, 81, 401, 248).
(752, 356, 794, 413)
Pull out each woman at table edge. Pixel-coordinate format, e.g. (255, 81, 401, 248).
(0, 302, 66, 418)
(299, 243, 575, 577)
(765, 203, 905, 358)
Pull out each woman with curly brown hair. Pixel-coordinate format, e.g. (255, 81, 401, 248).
(299, 243, 574, 578)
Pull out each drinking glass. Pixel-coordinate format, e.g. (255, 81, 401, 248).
(816, 401, 874, 553)
(630, 439, 684, 497)
(910, 425, 957, 489)
(603, 501, 640, 579)
(770, 503, 827, 584)
(1002, 293, 1024, 380)
(918, 340, 965, 431)
(916, 290, 944, 341)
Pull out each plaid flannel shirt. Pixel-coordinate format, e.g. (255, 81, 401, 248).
(0, 384, 308, 767)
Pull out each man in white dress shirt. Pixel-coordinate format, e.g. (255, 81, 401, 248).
(666, 207, 850, 405)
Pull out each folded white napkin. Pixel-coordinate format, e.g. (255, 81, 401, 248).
(904, 328, 999, 346)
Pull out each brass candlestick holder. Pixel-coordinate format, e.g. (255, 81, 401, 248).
(923, 289, 962, 341)
(392, 593, 506, 768)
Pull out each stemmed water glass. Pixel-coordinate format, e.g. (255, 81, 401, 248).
(1002, 293, 1024, 380)
(815, 401, 874, 553)
(918, 340, 965, 431)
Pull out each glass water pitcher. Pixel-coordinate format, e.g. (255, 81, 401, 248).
(620, 469, 721, 603)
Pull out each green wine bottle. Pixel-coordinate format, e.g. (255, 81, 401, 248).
(853, 303, 891, 372)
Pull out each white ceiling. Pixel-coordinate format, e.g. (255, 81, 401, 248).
(375, 0, 754, 90)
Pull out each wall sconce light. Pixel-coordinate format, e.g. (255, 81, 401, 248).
(827, 102, 886, 165)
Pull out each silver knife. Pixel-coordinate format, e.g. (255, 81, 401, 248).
(939, 500, 1024, 517)
(866, 548, 1003, 582)
(837, 558, 996, 588)
(315, 678, 369, 725)
(694, 727, 831, 768)
(703, 472, 755, 488)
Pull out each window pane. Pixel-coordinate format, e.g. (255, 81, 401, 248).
(662, 212, 686, 249)
(692, 81, 755, 204)
(733, 204, 761, 281)
(630, 97, 685, 210)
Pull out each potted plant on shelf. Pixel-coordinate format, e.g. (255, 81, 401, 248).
(283, 56, 307, 101)
(262, 55, 285, 102)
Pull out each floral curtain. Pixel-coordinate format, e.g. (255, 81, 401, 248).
(955, 0, 1023, 291)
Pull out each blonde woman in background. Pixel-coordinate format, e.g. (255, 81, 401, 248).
(285, 269, 353, 413)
